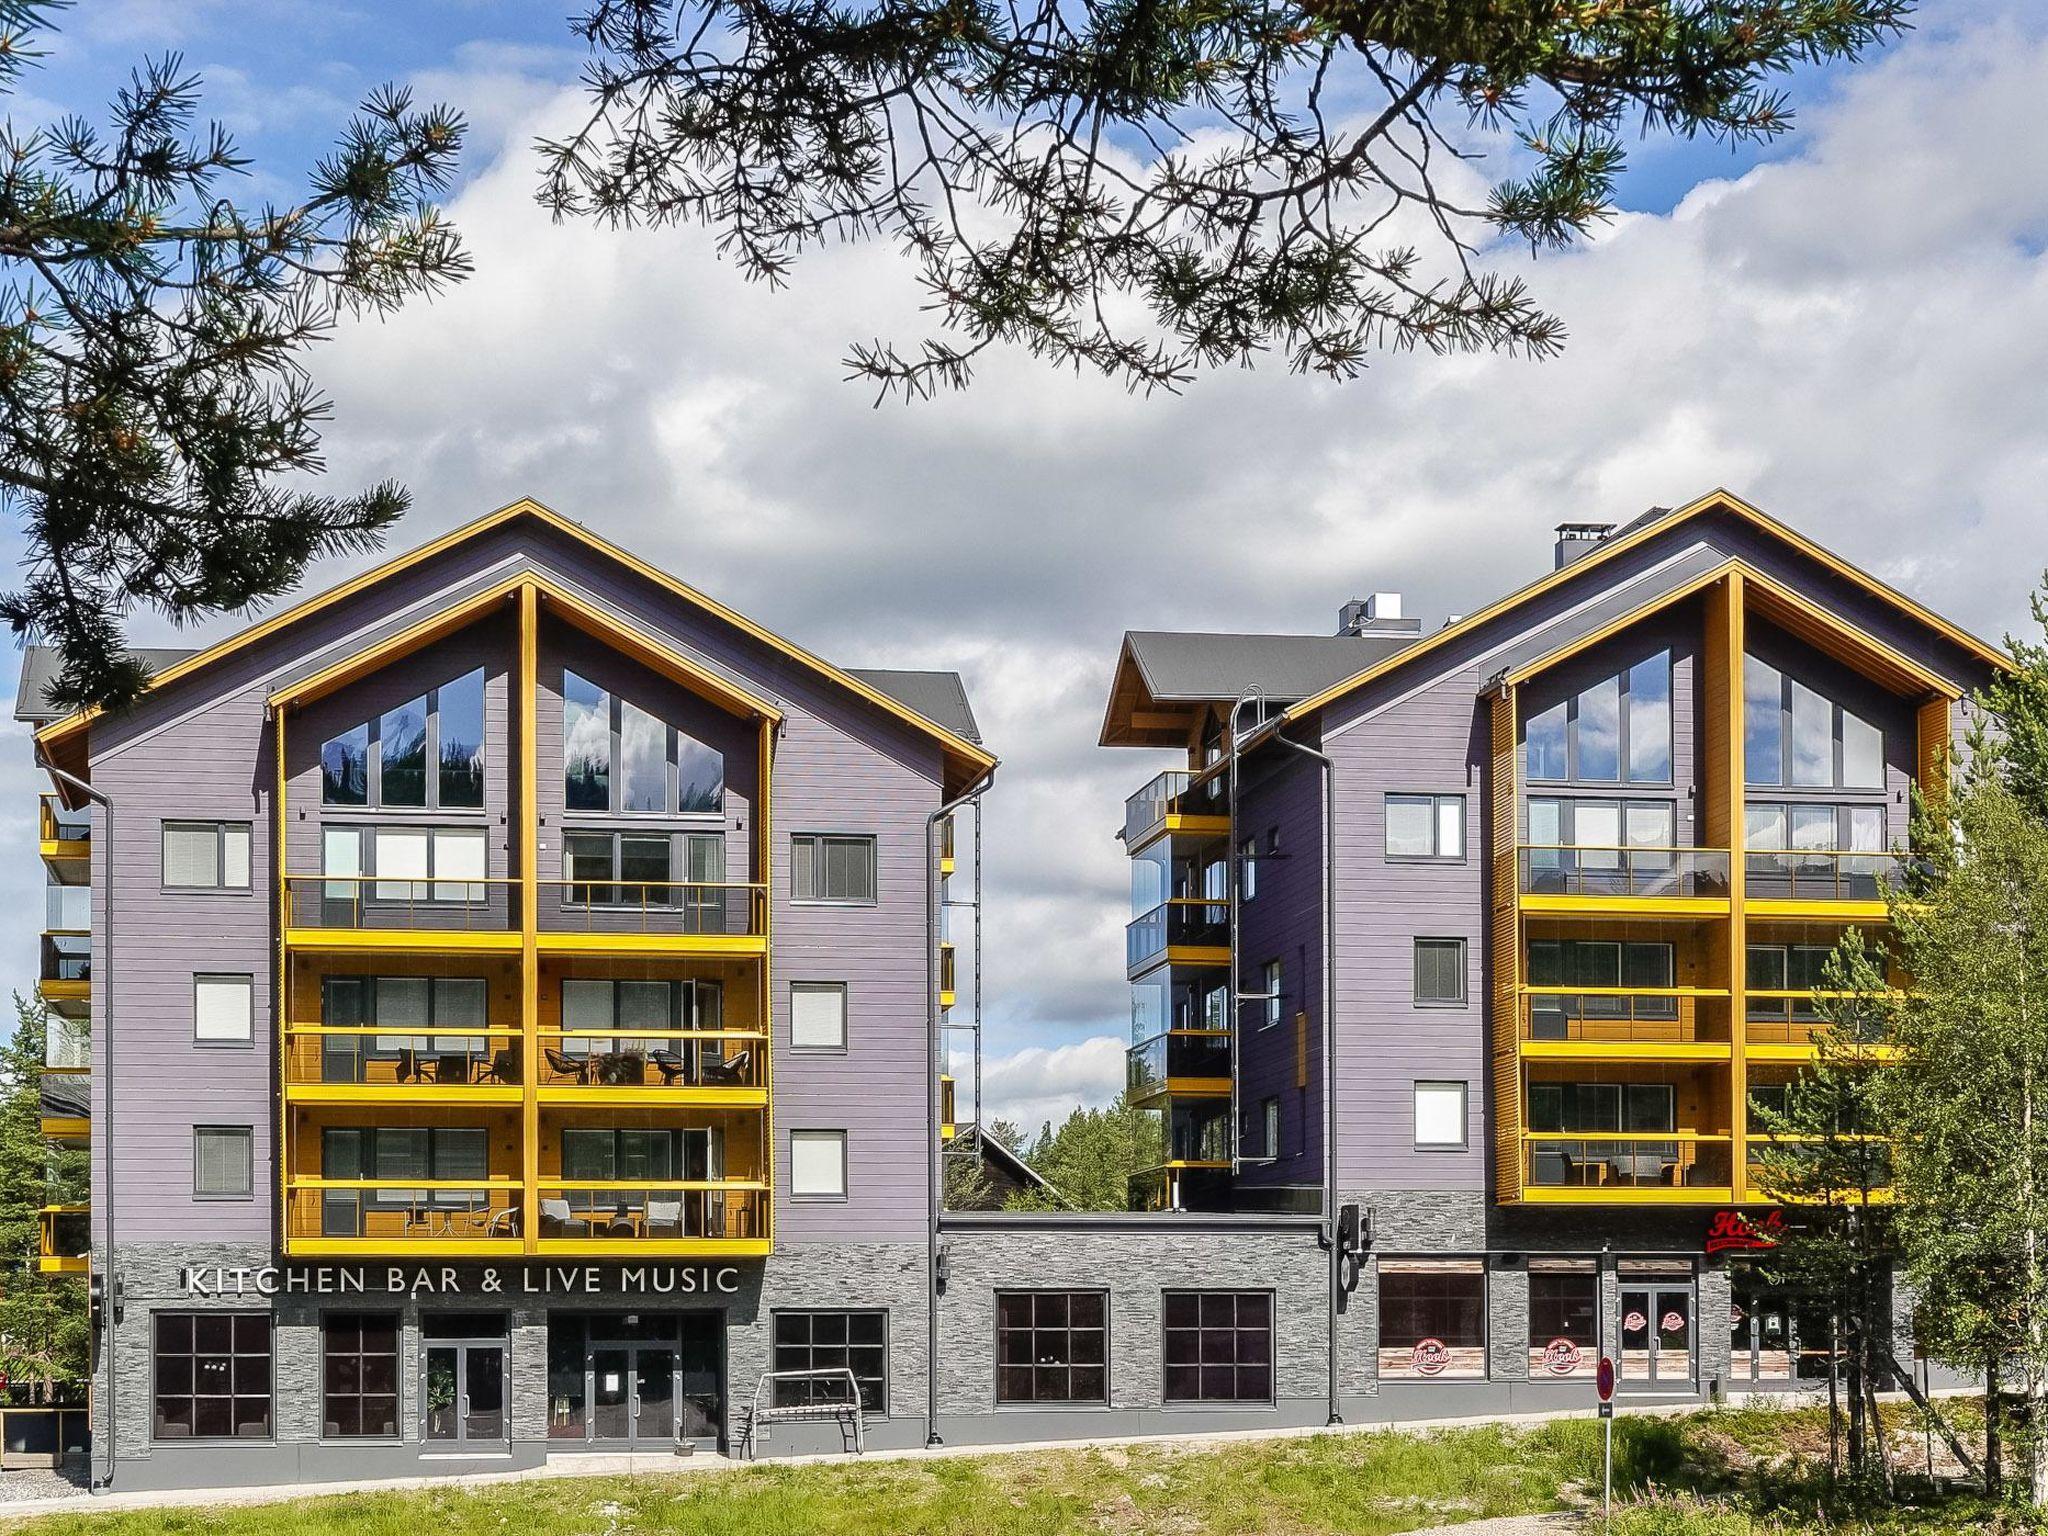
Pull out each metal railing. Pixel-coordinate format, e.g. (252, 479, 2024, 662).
(1523, 1133, 1734, 1189)
(285, 875, 518, 932)
(284, 1027, 522, 1088)
(1517, 846, 1731, 899)
(1743, 849, 1908, 903)
(1127, 1031, 1232, 1096)
(1126, 897, 1229, 969)
(536, 1030, 766, 1089)
(39, 935, 87, 984)
(537, 880, 767, 938)
(288, 1179, 523, 1241)
(39, 795, 88, 848)
(535, 1183, 767, 1241)
(1520, 989, 1728, 1045)
(1123, 770, 1225, 844)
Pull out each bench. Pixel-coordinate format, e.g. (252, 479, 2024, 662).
(734, 1368, 864, 1460)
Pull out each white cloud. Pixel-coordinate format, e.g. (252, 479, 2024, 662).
(976, 1036, 1126, 1138)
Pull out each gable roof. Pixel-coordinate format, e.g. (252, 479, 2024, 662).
(1273, 487, 2007, 730)
(845, 669, 981, 744)
(1100, 629, 1423, 747)
(14, 646, 197, 724)
(29, 499, 995, 791)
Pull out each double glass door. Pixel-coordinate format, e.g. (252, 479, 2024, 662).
(1618, 1285, 1694, 1390)
(548, 1313, 725, 1448)
(593, 1345, 674, 1445)
(424, 1339, 506, 1445)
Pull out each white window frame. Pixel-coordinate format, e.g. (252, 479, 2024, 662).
(1384, 794, 1465, 862)
(194, 974, 254, 1046)
(790, 982, 848, 1053)
(1414, 1081, 1469, 1151)
(789, 1129, 848, 1200)
(1260, 959, 1283, 1029)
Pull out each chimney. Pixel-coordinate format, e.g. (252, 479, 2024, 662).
(1553, 522, 1617, 569)
(1338, 593, 1422, 637)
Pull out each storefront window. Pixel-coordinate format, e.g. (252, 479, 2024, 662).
(996, 1292, 1108, 1405)
(1526, 1265, 1598, 1379)
(153, 1312, 272, 1440)
(549, 1315, 588, 1440)
(322, 1312, 400, 1438)
(1378, 1260, 1486, 1381)
(1162, 1291, 1273, 1403)
(773, 1311, 887, 1414)
(1729, 1272, 1795, 1385)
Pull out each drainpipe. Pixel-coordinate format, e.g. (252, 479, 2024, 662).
(38, 751, 114, 1489)
(1225, 692, 1262, 1188)
(1267, 730, 1341, 1427)
(926, 765, 996, 1449)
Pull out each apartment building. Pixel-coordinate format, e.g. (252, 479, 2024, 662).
(17, 487, 2008, 1490)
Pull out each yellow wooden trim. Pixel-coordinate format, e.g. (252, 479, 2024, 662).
(291, 1177, 523, 1190)
(759, 712, 776, 1252)
(36, 980, 88, 1003)
(284, 929, 523, 953)
(1274, 488, 2004, 731)
(1716, 571, 1750, 1200)
(1520, 1042, 1733, 1063)
(535, 577, 781, 725)
(285, 1238, 528, 1258)
(39, 1256, 90, 1275)
(1523, 985, 1730, 998)
(533, 931, 769, 957)
(40, 1117, 89, 1139)
(519, 580, 541, 1257)
(1745, 899, 1890, 923)
(1745, 573, 1962, 699)
(39, 497, 990, 782)
(535, 1086, 767, 1109)
(40, 839, 88, 864)
(1746, 1042, 1901, 1065)
(275, 707, 290, 1237)
(283, 1084, 525, 1106)
(531, 1239, 774, 1259)
(1518, 895, 1731, 919)
(1519, 1186, 1736, 1206)
(267, 575, 524, 709)
(1501, 562, 1739, 687)
(40, 1064, 89, 1077)
(1156, 945, 1232, 967)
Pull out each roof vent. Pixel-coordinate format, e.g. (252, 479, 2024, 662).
(1338, 594, 1421, 637)
(1554, 522, 1617, 569)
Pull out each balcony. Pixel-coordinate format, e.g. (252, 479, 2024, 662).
(287, 1180, 525, 1251)
(534, 1183, 768, 1252)
(283, 1028, 524, 1101)
(1745, 996, 1896, 1059)
(536, 880, 768, 954)
(1516, 847, 1732, 908)
(939, 943, 957, 1009)
(535, 1031, 767, 1100)
(1127, 1031, 1233, 1103)
(1744, 850, 1907, 914)
(40, 1076, 88, 1141)
(44, 1015, 89, 1074)
(39, 795, 89, 869)
(1123, 771, 1228, 850)
(38, 1205, 89, 1275)
(44, 884, 88, 934)
(1519, 990, 1731, 1055)
(1126, 898, 1230, 973)
(285, 876, 519, 945)
(38, 934, 88, 1003)
(1522, 1134, 1735, 1202)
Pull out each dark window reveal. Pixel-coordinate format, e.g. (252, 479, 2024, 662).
(1162, 1291, 1273, 1403)
(322, 1312, 401, 1438)
(996, 1291, 1108, 1404)
(773, 1310, 887, 1414)
(153, 1313, 272, 1440)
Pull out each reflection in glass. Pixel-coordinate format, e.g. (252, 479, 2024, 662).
(1789, 679, 1832, 786)
(1575, 676, 1621, 781)
(1525, 701, 1567, 780)
(1626, 653, 1672, 783)
(438, 669, 486, 808)
(379, 695, 429, 806)
(1842, 710, 1884, 789)
(676, 733, 724, 813)
(564, 671, 611, 811)
(620, 698, 666, 812)
(322, 723, 368, 806)
(1744, 657, 1783, 785)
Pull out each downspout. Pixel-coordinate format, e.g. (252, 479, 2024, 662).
(38, 750, 114, 1489)
(927, 764, 996, 1449)
(1268, 729, 1341, 1427)
(1225, 692, 1262, 1184)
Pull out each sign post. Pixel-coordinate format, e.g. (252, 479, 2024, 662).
(1595, 1353, 1616, 1527)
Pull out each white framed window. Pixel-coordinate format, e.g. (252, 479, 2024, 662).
(789, 1130, 848, 1199)
(163, 821, 252, 890)
(1414, 1081, 1469, 1150)
(1260, 959, 1283, 1029)
(1262, 1097, 1281, 1159)
(1385, 794, 1464, 861)
(193, 1126, 254, 1199)
(194, 974, 254, 1045)
(790, 983, 848, 1052)
(1239, 837, 1257, 902)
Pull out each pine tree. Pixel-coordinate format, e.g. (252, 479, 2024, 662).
(0, 995, 89, 1402)
(1009, 1095, 1162, 1211)
(544, 0, 1908, 398)
(0, 2, 469, 710)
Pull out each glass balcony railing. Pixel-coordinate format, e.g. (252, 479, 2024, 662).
(536, 1032, 766, 1089)
(1123, 770, 1226, 845)
(40, 1075, 88, 1126)
(536, 881, 767, 938)
(536, 1184, 767, 1242)
(1524, 1134, 1734, 1189)
(38, 1206, 89, 1269)
(284, 1028, 523, 1088)
(1743, 850, 1909, 903)
(44, 1017, 89, 1072)
(1127, 1031, 1233, 1096)
(289, 1181, 523, 1242)
(1517, 847, 1731, 900)
(1126, 898, 1229, 969)
(39, 795, 89, 848)
(44, 885, 89, 933)
(39, 934, 88, 985)
(1520, 990, 1729, 1045)
(285, 876, 518, 932)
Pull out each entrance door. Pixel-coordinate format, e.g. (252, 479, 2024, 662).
(1618, 1286, 1694, 1390)
(424, 1341, 507, 1445)
(590, 1344, 677, 1447)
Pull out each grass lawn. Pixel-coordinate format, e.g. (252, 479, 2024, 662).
(0, 1407, 2030, 1536)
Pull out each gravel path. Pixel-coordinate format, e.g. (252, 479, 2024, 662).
(1405, 1516, 1586, 1536)
(0, 1468, 90, 1503)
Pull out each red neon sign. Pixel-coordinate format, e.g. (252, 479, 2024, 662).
(1705, 1208, 1785, 1255)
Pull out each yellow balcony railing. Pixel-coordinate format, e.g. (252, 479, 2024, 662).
(284, 1027, 523, 1090)
(287, 1179, 525, 1244)
(1520, 988, 1729, 1046)
(1523, 1133, 1734, 1191)
(939, 943, 957, 1007)
(536, 1030, 766, 1090)
(535, 1182, 768, 1244)
(536, 880, 768, 939)
(39, 795, 89, 855)
(1517, 847, 1732, 901)
(1123, 770, 1229, 847)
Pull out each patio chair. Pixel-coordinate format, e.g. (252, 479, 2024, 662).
(702, 1049, 752, 1087)
(545, 1047, 588, 1084)
(645, 1200, 684, 1237)
(480, 1048, 521, 1085)
(539, 1199, 573, 1238)
(650, 1049, 690, 1086)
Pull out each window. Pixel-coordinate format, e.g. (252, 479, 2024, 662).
(1527, 1082, 1675, 1134)
(561, 1127, 711, 1182)
(1744, 802, 1886, 854)
(791, 834, 878, 903)
(791, 983, 848, 1051)
(1385, 794, 1464, 861)
(162, 821, 251, 890)
(997, 1292, 1108, 1404)
(558, 977, 722, 1055)
(1524, 650, 1672, 784)
(322, 1312, 400, 1439)
(1526, 797, 1674, 851)
(1746, 943, 1837, 1023)
(153, 1313, 271, 1440)
(1162, 1291, 1272, 1403)
(322, 825, 487, 904)
(1379, 1260, 1486, 1380)
(320, 668, 487, 809)
(790, 1129, 847, 1199)
(1528, 1265, 1599, 1378)
(323, 975, 491, 1058)
(564, 829, 724, 910)
(319, 1127, 488, 1230)
(1239, 836, 1257, 902)
(1414, 1082, 1467, 1149)
(1413, 939, 1468, 1006)
(1261, 1097, 1281, 1160)
(562, 669, 725, 814)
(193, 1126, 253, 1200)
(194, 975, 253, 1045)
(1743, 654, 1886, 789)
(774, 1310, 887, 1413)
(1260, 959, 1283, 1029)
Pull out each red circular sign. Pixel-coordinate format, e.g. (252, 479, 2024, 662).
(1622, 1310, 1648, 1333)
(1410, 1338, 1450, 1376)
(1541, 1337, 1582, 1376)
(1661, 1310, 1687, 1335)
(1596, 1354, 1615, 1402)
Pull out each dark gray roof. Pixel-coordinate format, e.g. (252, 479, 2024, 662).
(1123, 630, 1423, 705)
(846, 668, 981, 744)
(14, 644, 200, 723)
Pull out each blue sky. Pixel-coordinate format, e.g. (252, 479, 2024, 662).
(8, 1, 2047, 1131)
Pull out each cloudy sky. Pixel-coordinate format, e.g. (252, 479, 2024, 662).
(8, 1, 2046, 1135)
